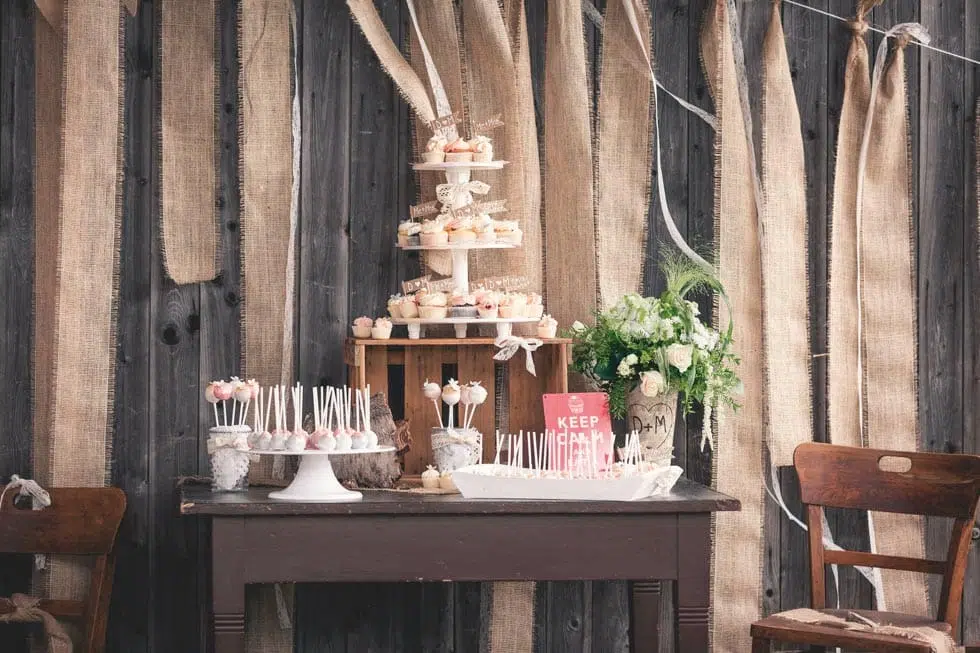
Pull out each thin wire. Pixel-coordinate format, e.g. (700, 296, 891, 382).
(782, 0, 980, 66)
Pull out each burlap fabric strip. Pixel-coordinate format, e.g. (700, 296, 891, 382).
(240, 0, 297, 649)
(0, 594, 73, 653)
(857, 33, 928, 618)
(461, 0, 539, 289)
(488, 582, 536, 653)
(160, 0, 219, 284)
(760, 0, 813, 467)
(543, 0, 597, 328)
(595, 0, 654, 307)
(775, 609, 962, 653)
(827, 13, 870, 452)
(407, 0, 466, 277)
(701, 0, 767, 650)
(33, 0, 124, 618)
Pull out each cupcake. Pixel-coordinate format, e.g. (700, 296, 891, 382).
(449, 291, 478, 318)
(352, 316, 373, 339)
(494, 219, 523, 245)
(421, 465, 441, 489)
(398, 220, 422, 246)
(387, 295, 404, 318)
(420, 220, 449, 247)
(418, 292, 449, 319)
(537, 314, 558, 339)
(444, 138, 473, 163)
(372, 317, 393, 339)
(400, 295, 420, 318)
(526, 293, 544, 319)
(498, 295, 516, 319)
(422, 134, 448, 163)
(447, 217, 477, 244)
(438, 471, 457, 491)
(478, 300, 499, 319)
(508, 293, 528, 317)
(469, 135, 493, 162)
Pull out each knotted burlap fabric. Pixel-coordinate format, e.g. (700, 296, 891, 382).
(701, 0, 767, 650)
(543, 0, 597, 327)
(160, 0, 219, 284)
(240, 0, 296, 650)
(595, 0, 654, 307)
(775, 608, 962, 653)
(0, 594, 73, 653)
(760, 0, 813, 467)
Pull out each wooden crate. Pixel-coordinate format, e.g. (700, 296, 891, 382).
(345, 338, 570, 474)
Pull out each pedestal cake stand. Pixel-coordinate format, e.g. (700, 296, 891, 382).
(251, 447, 396, 502)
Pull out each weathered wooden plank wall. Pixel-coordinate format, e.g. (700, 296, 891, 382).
(0, 0, 977, 651)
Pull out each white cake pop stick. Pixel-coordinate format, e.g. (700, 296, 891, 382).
(493, 431, 502, 466)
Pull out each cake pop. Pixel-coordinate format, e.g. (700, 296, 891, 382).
(349, 387, 366, 449)
(333, 389, 352, 451)
(423, 380, 443, 427)
(214, 380, 233, 426)
(361, 387, 378, 449)
(442, 379, 461, 429)
(233, 378, 251, 426)
(464, 381, 488, 431)
(270, 385, 288, 450)
(205, 381, 221, 427)
(285, 383, 307, 452)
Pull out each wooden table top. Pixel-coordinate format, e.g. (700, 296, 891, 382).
(179, 478, 739, 516)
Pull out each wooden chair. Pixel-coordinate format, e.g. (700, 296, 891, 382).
(751, 443, 980, 653)
(0, 487, 126, 653)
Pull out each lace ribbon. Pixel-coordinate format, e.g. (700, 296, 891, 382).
(435, 180, 490, 209)
(493, 336, 543, 376)
(0, 594, 73, 653)
(432, 429, 481, 448)
(206, 434, 251, 454)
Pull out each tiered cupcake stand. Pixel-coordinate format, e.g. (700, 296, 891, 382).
(392, 160, 536, 339)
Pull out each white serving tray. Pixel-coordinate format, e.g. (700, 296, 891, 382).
(451, 464, 684, 502)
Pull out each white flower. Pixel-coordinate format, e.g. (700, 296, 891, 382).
(571, 320, 586, 334)
(666, 343, 694, 373)
(639, 370, 666, 398)
(616, 354, 639, 377)
(687, 300, 701, 316)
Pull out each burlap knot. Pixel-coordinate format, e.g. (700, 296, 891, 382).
(493, 336, 542, 376)
(777, 609, 963, 653)
(0, 594, 73, 653)
(435, 181, 490, 209)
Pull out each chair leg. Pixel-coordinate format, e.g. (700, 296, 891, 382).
(751, 637, 770, 653)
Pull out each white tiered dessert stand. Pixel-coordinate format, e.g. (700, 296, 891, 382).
(251, 447, 396, 502)
(394, 160, 537, 339)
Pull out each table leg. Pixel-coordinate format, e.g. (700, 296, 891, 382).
(630, 580, 661, 653)
(677, 514, 711, 653)
(213, 517, 246, 653)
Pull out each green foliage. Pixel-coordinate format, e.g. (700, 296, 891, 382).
(567, 253, 741, 420)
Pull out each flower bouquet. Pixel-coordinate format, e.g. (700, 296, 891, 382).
(568, 254, 740, 461)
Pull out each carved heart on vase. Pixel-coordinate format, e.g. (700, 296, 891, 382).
(627, 389, 678, 465)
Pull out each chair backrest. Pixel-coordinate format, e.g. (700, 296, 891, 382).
(794, 443, 980, 630)
(0, 487, 126, 653)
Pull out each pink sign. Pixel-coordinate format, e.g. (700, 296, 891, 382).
(542, 393, 615, 471)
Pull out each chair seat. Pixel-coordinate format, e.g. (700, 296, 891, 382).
(751, 609, 953, 652)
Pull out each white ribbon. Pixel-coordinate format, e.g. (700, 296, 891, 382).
(206, 433, 251, 454)
(436, 180, 490, 209)
(1, 475, 52, 570)
(493, 336, 543, 376)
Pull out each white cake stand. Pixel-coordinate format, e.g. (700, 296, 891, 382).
(251, 447, 396, 502)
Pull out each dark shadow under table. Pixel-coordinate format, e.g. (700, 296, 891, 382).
(180, 479, 739, 652)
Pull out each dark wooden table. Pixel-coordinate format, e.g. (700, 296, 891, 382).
(180, 480, 739, 652)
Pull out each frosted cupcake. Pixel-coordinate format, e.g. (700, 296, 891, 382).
(526, 293, 544, 318)
(469, 135, 493, 162)
(398, 220, 422, 246)
(420, 220, 449, 247)
(537, 314, 558, 339)
(444, 138, 473, 163)
(447, 217, 477, 244)
(400, 295, 420, 318)
(421, 465, 440, 489)
(372, 317, 393, 339)
(387, 295, 404, 318)
(508, 293, 528, 317)
(352, 316, 373, 339)
(422, 134, 448, 163)
(478, 299, 499, 319)
(494, 220, 523, 244)
(418, 292, 449, 319)
(498, 295, 516, 319)
(449, 291, 478, 318)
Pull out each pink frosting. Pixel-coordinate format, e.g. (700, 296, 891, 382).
(353, 316, 374, 328)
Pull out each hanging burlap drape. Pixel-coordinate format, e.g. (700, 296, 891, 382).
(760, 0, 813, 467)
(828, 19, 870, 452)
(858, 39, 927, 618)
(160, 0, 219, 284)
(543, 0, 596, 327)
(701, 1, 766, 650)
(32, 0, 125, 612)
(240, 0, 296, 650)
(595, 0, 654, 307)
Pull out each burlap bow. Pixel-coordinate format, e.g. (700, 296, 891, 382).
(0, 594, 73, 653)
(493, 336, 543, 376)
(435, 180, 490, 209)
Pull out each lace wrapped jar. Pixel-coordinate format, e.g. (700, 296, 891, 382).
(208, 425, 253, 492)
(430, 427, 482, 473)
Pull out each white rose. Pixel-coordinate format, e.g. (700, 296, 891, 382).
(571, 321, 586, 334)
(666, 343, 694, 373)
(616, 359, 633, 377)
(639, 370, 666, 398)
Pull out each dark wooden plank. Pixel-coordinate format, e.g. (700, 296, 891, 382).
(419, 582, 454, 653)
(108, 3, 155, 652)
(591, 580, 629, 652)
(454, 582, 489, 653)
(148, 3, 204, 652)
(543, 581, 589, 653)
(0, 5, 35, 651)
